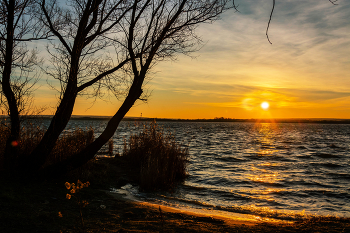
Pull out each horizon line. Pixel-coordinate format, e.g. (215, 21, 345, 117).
(2, 114, 350, 121)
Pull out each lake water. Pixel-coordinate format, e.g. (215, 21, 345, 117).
(66, 120, 350, 220)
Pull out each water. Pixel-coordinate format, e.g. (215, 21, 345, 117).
(66, 120, 350, 219)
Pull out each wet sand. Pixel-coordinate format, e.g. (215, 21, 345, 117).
(102, 190, 349, 233)
(106, 189, 292, 225)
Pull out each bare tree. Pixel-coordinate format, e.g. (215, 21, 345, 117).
(26, 0, 231, 173)
(70, 0, 233, 169)
(0, 0, 47, 169)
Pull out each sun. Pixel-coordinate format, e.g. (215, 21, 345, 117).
(261, 101, 269, 110)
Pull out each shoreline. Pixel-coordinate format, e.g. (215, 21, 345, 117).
(107, 189, 259, 226)
(102, 188, 349, 232)
(106, 187, 294, 226)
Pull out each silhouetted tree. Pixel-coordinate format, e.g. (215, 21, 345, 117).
(25, 0, 231, 174)
(0, 0, 47, 169)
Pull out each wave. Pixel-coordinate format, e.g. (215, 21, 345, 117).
(152, 192, 310, 221)
(313, 153, 340, 159)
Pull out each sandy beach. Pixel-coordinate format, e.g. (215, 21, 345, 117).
(101, 190, 350, 233)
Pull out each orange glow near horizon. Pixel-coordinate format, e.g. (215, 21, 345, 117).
(29, 89, 350, 120)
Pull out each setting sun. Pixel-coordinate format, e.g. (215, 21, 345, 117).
(261, 102, 270, 110)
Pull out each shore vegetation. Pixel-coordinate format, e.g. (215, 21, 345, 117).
(122, 121, 189, 191)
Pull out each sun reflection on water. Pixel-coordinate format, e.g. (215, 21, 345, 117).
(245, 123, 288, 207)
(247, 171, 282, 184)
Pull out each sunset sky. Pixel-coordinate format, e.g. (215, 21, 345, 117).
(37, 0, 350, 119)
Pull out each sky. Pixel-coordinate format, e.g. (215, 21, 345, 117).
(36, 0, 350, 119)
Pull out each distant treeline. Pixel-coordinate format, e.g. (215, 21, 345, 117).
(2, 116, 350, 124)
(132, 117, 350, 124)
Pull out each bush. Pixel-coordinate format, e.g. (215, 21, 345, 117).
(122, 121, 189, 191)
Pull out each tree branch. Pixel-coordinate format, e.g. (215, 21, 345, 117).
(266, 0, 275, 45)
(77, 58, 131, 92)
(41, 0, 72, 54)
(128, 0, 139, 76)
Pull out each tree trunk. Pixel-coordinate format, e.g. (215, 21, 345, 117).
(2, 0, 21, 170)
(26, 2, 99, 174)
(72, 84, 143, 167)
(24, 81, 78, 172)
(24, 53, 81, 173)
(42, 78, 143, 177)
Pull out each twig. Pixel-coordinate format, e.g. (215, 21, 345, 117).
(266, 0, 275, 44)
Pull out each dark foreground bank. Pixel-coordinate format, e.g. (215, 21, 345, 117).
(1, 158, 349, 233)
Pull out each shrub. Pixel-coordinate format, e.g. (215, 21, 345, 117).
(122, 121, 189, 191)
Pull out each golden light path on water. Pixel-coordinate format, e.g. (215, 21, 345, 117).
(248, 123, 282, 187)
(237, 123, 306, 219)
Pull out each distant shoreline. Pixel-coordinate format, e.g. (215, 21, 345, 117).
(4, 115, 350, 124)
(120, 117, 350, 124)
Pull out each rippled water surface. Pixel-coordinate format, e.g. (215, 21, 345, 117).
(68, 120, 350, 218)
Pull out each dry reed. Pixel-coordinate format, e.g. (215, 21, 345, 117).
(122, 121, 189, 191)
